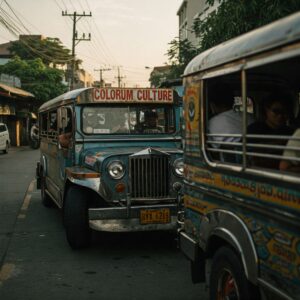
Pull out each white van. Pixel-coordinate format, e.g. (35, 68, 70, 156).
(0, 123, 10, 153)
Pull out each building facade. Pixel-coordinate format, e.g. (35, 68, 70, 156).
(177, 0, 220, 47)
(0, 78, 36, 146)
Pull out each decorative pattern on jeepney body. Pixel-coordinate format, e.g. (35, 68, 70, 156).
(184, 82, 201, 158)
(244, 216, 300, 295)
(184, 163, 300, 296)
(185, 187, 300, 295)
(185, 164, 300, 212)
(184, 194, 218, 240)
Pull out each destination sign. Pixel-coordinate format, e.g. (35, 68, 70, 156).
(92, 88, 173, 103)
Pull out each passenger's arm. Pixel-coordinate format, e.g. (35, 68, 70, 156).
(279, 160, 300, 172)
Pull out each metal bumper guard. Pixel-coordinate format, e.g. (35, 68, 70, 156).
(88, 203, 177, 232)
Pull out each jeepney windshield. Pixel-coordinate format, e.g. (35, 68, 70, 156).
(82, 105, 176, 135)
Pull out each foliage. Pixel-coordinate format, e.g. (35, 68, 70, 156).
(149, 38, 198, 85)
(9, 37, 76, 67)
(149, 71, 165, 87)
(0, 56, 67, 102)
(193, 0, 300, 52)
(166, 38, 198, 78)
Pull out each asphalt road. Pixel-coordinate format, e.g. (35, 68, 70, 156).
(0, 146, 208, 300)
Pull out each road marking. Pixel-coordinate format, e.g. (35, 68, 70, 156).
(28, 180, 36, 193)
(0, 263, 15, 282)
(21, 194, 31, 211)
(17, 178, 35, 219)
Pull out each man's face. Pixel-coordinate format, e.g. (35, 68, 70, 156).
(147, 116, 157, 127)
(266, 101, 288, 129)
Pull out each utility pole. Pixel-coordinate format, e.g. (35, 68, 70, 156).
(62, 11, 92, 90)
(115, 66, 125, 88)
(94, 68, 111, 87)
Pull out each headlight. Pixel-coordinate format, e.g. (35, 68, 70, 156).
(107, 161, 125, 179)
(173, 158, 184, 177)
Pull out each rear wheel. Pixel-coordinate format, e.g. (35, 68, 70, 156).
(209, 246, 260, 300)
(64, 186, 91, 249)
(41, 175, 53, 207)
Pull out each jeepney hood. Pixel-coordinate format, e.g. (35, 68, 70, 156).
(81, 145, 182, 170)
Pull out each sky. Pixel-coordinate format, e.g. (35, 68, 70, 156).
(0, 0, 183, 87)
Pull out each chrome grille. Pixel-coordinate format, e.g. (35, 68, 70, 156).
(130, 155, 169, 199)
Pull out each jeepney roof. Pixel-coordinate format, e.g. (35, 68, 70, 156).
(184, 11, 300, 76)
(39, 87, 179, 112)
(39, 87, 91, 111)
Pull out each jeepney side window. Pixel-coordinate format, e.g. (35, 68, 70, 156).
(48, 110, 58, 138)
(204, 72, 246, 164)
(245, 56, 299, 173)
(40, 113, 48, 137)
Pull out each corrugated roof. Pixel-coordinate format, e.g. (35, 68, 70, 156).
(0, 82, 34, 98)
(0, 42, 12, 56)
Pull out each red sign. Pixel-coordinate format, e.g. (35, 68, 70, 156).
(93, 88, 173, 103)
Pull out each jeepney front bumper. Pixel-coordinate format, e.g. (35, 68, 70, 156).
(88, 203, 177, 232)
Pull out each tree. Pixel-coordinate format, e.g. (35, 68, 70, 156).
(151, 38, 198, 85)
(149, 71, 166, 88)
(9, 37, 74, 67)
(193, 0, 300, 52)
(0, 56, 67, 102)
(167, 38, 198, 78)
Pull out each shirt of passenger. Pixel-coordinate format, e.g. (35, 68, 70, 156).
(209, 110, 254, 145)
(280, 128, 300, 171)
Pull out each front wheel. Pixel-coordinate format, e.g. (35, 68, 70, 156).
(64, 186, 91, 249)
(209, 246, 260, 300)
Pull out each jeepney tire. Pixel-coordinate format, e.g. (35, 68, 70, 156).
(41, 176, 54, 208)
(64, 186, 91, 249)
(209, 246, 260, 300)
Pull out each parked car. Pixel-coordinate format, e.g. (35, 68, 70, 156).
(0, 123, 10, 154)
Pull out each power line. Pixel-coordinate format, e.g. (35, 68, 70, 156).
(115, 66, 125, 88)
(94, 67, 111, 87)
(62, 10, 92, 89)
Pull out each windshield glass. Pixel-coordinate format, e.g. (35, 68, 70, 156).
(82, 106, 176, 135)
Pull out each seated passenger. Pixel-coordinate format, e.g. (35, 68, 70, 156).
(208, 85, 253, 162)
(247, 91, 294, 169)
(279, 128, 300, 173)
(58, 117, 72, 149)
(142, 111, 162, 134)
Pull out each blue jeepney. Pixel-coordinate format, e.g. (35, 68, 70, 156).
(36, 87, 183, 248)
(179, 12, 300, 300)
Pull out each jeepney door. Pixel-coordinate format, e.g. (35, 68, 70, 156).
(57, 106, 74, 187)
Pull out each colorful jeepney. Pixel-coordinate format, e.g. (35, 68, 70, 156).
(178, 13, 300, 300)
(36, 87, 183, 249)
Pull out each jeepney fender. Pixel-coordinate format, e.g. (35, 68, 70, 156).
(64, 176, 101, 196)
(201, 209, 258, 284)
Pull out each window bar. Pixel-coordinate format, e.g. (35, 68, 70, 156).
(242, 69, 247, 170)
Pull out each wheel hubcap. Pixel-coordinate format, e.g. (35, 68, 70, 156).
(217, 269, 239, 300)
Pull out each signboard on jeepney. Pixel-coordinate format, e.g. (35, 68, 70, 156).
(92, 88, 173, 103)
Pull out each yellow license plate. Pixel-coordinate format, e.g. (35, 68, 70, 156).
(140, 208, 170, 224)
